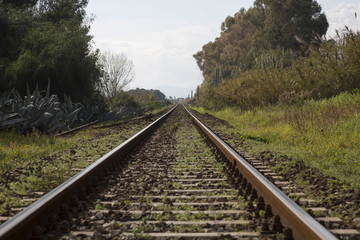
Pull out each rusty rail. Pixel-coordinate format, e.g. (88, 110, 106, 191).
(184, 105, 337, 240)
(55, 120, 99, 137)
(0, 104, 338, 240)
(0, 105, 177, 240)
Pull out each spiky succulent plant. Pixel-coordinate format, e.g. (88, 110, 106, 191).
(0, 82, 82, 134)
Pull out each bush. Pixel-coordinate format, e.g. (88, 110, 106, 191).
(0, 83, 81, 134)
(197, 29, 360, 111)
(109, 91, 143, 120)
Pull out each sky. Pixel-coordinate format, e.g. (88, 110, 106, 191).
(86, 0, 360, 98)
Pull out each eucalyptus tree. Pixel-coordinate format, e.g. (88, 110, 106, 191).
(255, 0, 328, 50)
(193, 0, 328, 87)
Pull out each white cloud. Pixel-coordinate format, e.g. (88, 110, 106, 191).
(90, 19, 218, 97)
(87, 0, 360, 98)
(326, 3, 359, 37)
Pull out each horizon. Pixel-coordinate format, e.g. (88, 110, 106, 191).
(86, 0, 360, 98)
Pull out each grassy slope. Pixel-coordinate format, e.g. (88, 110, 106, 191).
(0, 105, 173, 173)
(0, 130, 75, 172)
(193, 92, 360, 188)
(0, 119, 152, 215)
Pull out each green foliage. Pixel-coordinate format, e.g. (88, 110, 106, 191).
(37, 0, 88, 24)
(109, 89, 171, 120)
(0, 83, 82, 134)
(0, 0, 101, 103)
(127, 88, 166, 102)
(2, 0, 37, 8)
(194, 0, 328, 88)
(111, 91, 143, 119)
(289, 29, 360, 99)
(145, 101, 163, 112)
(258, 0, 328, 49)
(0, 129, 72, 172)
(241, 134, 269, 143)
(170, 122, 180, 132)
(197, 30, 360, 111)
(193, 91, 360, 188)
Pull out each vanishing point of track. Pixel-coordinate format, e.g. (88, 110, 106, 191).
(0, 105, 348, 239)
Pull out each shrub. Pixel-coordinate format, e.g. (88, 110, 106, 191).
(197, 29, 360, 111)
(0, 83, 81, 134)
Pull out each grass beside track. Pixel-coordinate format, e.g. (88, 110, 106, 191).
(192, 92, 360, 188)
(0, 130, 75, 172)
(0, 118, 152, 215)
(0, 105, 173, 174)
(0, 121, 122, 173)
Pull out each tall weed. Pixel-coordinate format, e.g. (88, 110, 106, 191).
(198, 30, 360, 111)
(0, 130, 73, 173)
(193, 92, 360, 188)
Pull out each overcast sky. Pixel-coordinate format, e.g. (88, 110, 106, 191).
(86, 0, 360, 98)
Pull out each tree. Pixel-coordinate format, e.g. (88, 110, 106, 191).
(2, 0, 37, 8)
(0, 2, 35, 92)
(37, 0, 88, 24)
(111, 90, 140, 112)
(127, 88, 166, 102)
(258, 0, 328, 49)
(98, 51, 135, 105)
(193, 0, 328, 89)
(0, 0, 101, 102)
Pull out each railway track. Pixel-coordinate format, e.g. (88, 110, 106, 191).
(0, 104, 357, 239)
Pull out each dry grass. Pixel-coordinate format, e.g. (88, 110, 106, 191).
(193, 92, 360, 188)
(198, 30, 360, 111)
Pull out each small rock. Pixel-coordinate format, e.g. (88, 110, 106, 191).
(79, 226, 88, 231)
(353, 218, 360, 228)
(81, 220, 90, 226)
(96, 220, 105, 225)
(217, 227, 224, 232)
(94, 231, 103, 240)
(111, 230, 122, 236)
(102, 222, 111, 228)
(109, 220, 118, 229)
(95, 211, 103, 220)
(97, 226, 109, 234)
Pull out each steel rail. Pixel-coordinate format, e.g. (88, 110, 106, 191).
(55, 120, 99, 137)
(184, 105, 337, 240)
(0, 105, 177, 240)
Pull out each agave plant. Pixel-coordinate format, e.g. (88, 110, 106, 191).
(0, 82, 82, 134)
(76, 102, 107, 124)
(0, 90, 24, 128)
(0, 113, 25, 128)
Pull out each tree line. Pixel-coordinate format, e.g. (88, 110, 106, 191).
(192, 0, 360, 110)
(0, 0, 135, 105)
(194, 0, 328, 86)
(0, 0, 158, 133)
(0, 0, 100, 102)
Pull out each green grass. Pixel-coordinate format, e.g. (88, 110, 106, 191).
(0, 129, 75, 173)
(0, 119, 150, 215)
(193, 92, 360, 188)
